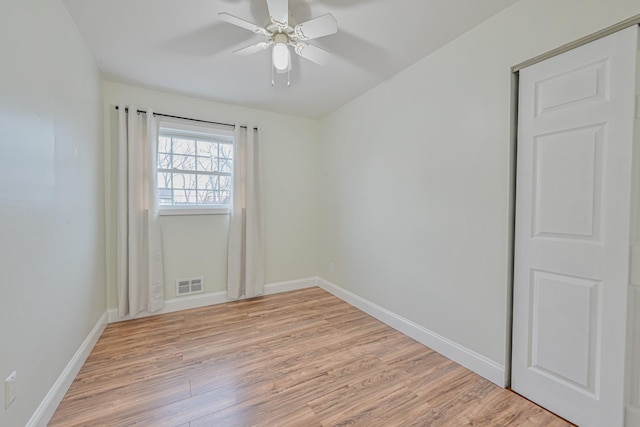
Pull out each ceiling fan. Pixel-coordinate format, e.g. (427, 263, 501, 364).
(219, 0, 338, 86)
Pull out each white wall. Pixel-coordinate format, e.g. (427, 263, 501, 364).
(0, 0, 106, 425)
(103, 82, 320, 309)
(318, 0, 640, 376)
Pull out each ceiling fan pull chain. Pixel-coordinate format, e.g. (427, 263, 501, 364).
(287, 68, 291, 87)
(271, 64, 275, 86)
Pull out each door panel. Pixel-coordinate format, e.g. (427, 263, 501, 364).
(512, 25, 638, 427)
(530, 270, 600, 393)
(533, 124, 603, 239)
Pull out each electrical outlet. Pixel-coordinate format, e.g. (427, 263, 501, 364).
(4, 371, 16, 409)
(329, 262, 334, 272)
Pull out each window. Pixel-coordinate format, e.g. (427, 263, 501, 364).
(157, 121, 233, 215)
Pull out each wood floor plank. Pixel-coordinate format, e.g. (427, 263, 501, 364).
(190, 400, 322, 427)
(49, 374, 192, 426)
(50, 287, 572, 426)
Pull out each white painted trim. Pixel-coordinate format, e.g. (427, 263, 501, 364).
(26, 312, 108, 427)
(107, 277, 319, 323)
(264, 277, 318, 295)
(108, 291, 227, 322)
(317, 278, 507, 387)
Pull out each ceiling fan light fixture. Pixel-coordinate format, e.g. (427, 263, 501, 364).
(272, 42, 290, 71)
(220, 0, 338, 84)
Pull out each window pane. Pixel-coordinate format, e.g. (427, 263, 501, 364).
(172, 173, 196, 190)
(220, 191, 231, 204)
(219, 157, 232, 173)
(220, 144, 232, 159)
(196, 140, 216, 157)
(219, 175, 232, 192)
(173, 138, 195, 155)
(173, 190, 196, 204)
(196, 174, 216, 190)
(157, 172, 172, 188)
(158, 188, 172, 205)
(197, 190, 214, 204)
(197, 156, 213, 172)
(158, 136, 171, 153)
(173, 155, 195, 171)
(158, 152, 171, 169)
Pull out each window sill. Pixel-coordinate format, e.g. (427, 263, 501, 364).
(159, 206, 230, 216)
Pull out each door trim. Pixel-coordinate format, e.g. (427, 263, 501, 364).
(512, 15, 640, 72)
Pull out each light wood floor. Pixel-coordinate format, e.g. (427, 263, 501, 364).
(50, 287, 571, 426)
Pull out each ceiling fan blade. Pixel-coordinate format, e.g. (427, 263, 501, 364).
(294, 14, 338, 41)
(266, 0, 288, 27)
(218, 13, 268, 35)
(233, 42, 270, 55)
(294, 43, 331, 66)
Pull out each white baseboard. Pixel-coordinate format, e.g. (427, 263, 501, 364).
(107, 277, 319, 323)
(108, 291, 228, 322)
(317, 278, 506, 387)
(26, 312, 108, 427)
(264, 276, 318, 295)
(627, 406, 640, 426)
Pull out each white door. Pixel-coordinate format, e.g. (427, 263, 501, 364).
(512, 25, 638, 426)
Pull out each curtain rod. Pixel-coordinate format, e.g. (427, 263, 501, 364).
(114, 106, 257, 130)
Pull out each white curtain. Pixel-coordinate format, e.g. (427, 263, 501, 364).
(227, 125, 264, 299)
(117, 105, 165, 317)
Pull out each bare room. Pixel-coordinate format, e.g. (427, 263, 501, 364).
(2, 0, 640, 426)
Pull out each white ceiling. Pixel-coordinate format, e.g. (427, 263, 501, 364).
(63, 0, 517, 118)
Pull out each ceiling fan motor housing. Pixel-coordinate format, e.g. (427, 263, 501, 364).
(273, 33, 289, 44)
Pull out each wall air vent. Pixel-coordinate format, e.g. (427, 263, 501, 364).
(176, 276, 205, 296)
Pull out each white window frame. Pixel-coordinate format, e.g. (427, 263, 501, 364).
(157, 119, 234, 216)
